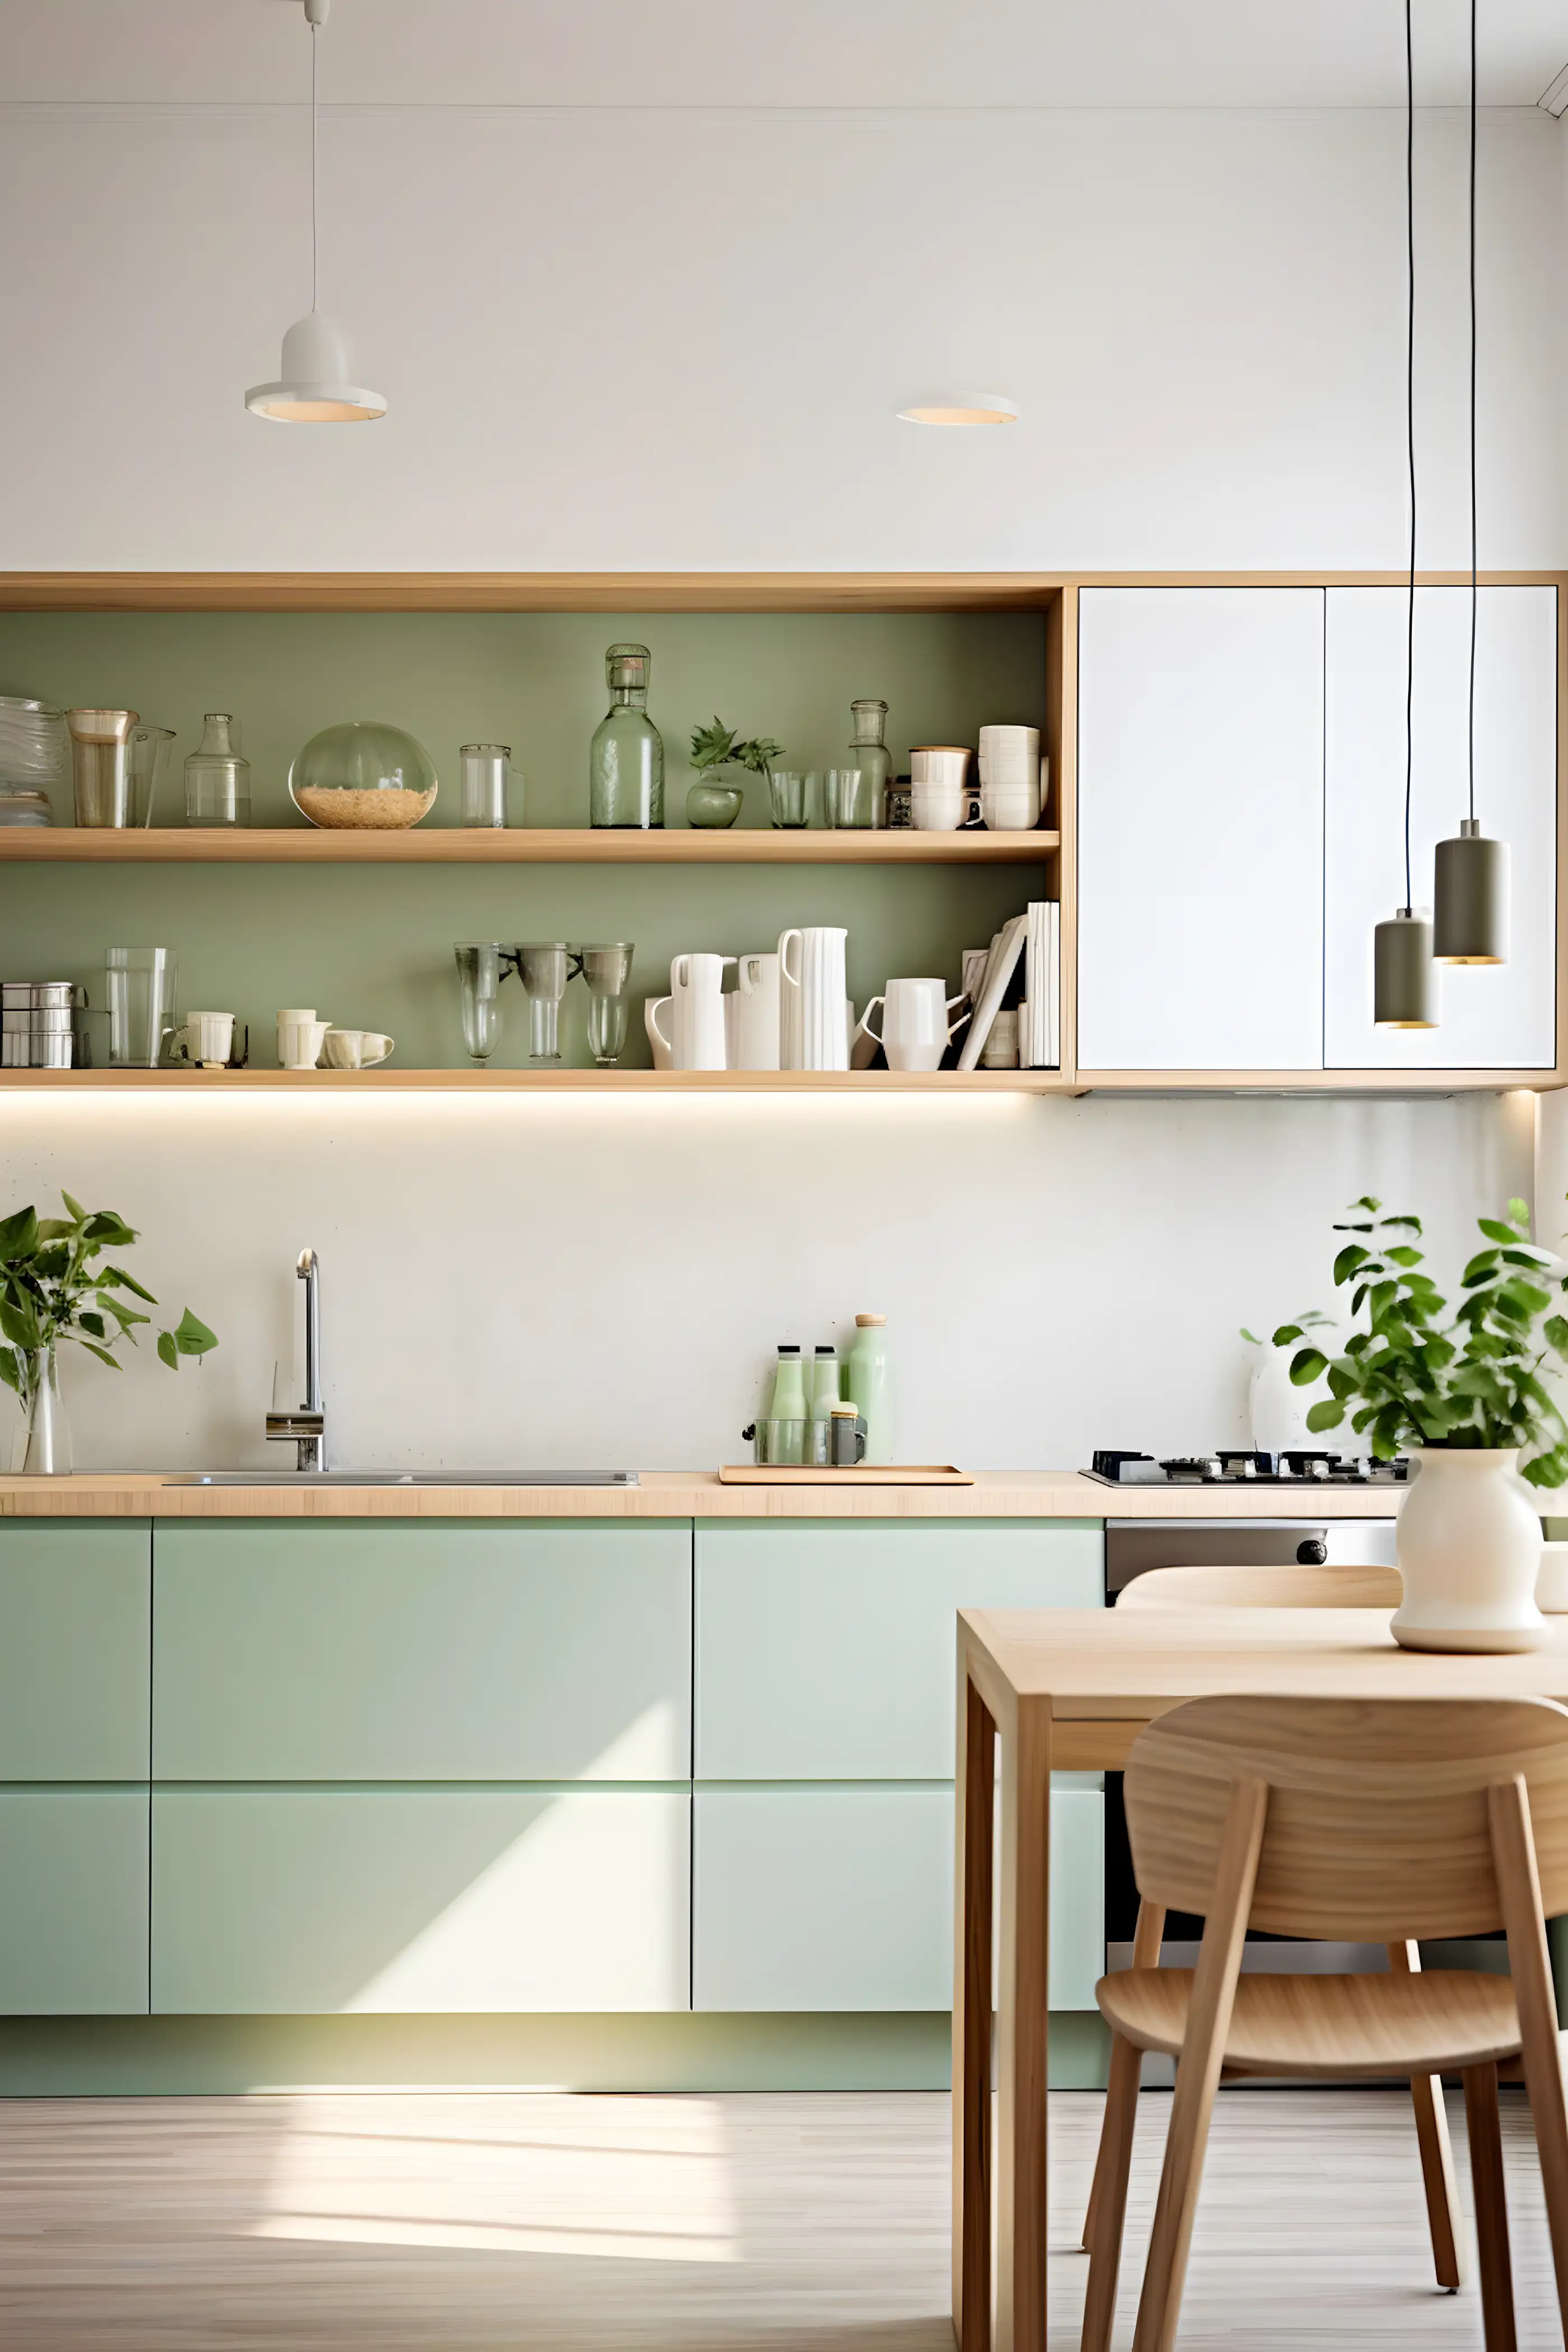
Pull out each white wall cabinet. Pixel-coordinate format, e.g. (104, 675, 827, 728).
(1076, 583, 1558, 1077)
(1076, 586, 1327, 1071)
(1324, 585, 1557, 1070)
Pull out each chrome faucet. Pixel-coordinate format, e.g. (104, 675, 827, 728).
(265, 1247, 327, 1472)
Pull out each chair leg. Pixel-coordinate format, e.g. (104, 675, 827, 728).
(1463, 2062, 1516, 2352)
(1080, 2031, 1141, 2352)
(1131, 1780, 1267, 2352)
(1490, 1776, 1568, 2337)
(1388, 1940, 1463, 2291)
(1083, 1900, 1166, 2255)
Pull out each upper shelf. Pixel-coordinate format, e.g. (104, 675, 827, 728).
(0, 826, 1060, 866)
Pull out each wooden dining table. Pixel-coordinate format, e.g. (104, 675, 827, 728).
(951, 1604, 1568, 2352)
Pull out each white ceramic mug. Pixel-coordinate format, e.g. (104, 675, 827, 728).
(670, 951, 734, 1071)
(321, 1027, 394, 1069)
(276, 1010, 330, 1070)
(778, 926, 849, 1070)
(979, 775, 1042, 830)
(726, 951, 781, 1072)
(909, 746, 972, 789)
(978, 724, 1040, 772)
(911, 778, 973, 832)
(857, 976, 970, 1073)
(171, 1010, 235, 1070)
(645, 996, 674, 1070)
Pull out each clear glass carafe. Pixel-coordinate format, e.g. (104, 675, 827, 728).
(590, 645, 664, 828)
(184, 713, 251, 827)
(848, 699, 892, 831)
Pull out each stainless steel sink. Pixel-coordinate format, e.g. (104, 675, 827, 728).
(163, 1470, 641, 1488)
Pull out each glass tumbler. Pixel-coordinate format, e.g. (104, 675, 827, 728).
(459, 744, 515, 828)
(516, 941, 573, 1064)
(454, 942, 506, 1064)
(768, 770, 809, 828)
(576, 942, 634, 1066)
(106, 947, 178, 1066)
(823, 767, 871, 828)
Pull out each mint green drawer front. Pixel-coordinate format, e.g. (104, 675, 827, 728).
(152, 1789, 690, 2014)
(0, 1522, 149, 1780)
(693, 1785, 1103, 2012)
(0, 1790, 149, 2013)
(695, 1520, 1103, 1779)
(153, 1520, 691, 1781)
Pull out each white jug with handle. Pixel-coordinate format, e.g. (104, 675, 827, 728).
(778, 927, 849, 1071)
(726, 950, 781, 1071)
(670, 953, 734, 1070)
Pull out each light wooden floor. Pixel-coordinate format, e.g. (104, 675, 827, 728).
(0, 2085, 1561, 2348)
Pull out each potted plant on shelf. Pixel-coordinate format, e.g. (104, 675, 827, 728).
(1278, 1196, 1568, 1653)
(685, 718, 785, 828)
(0, 1194, 218, 1475)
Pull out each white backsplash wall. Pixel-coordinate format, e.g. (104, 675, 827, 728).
(0, 1089, 1533, 1474)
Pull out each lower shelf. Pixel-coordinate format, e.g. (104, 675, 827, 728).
(0, 1067, 1068, 1094)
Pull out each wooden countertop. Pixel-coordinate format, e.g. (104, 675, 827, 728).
(0, 1470, 1406, 1520)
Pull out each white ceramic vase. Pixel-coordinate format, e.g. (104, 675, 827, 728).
(1390, 1448, 1547, 1654)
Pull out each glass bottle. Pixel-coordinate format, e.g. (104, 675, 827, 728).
(590, 645, 664, 828)
(845, 1313, 894, 1464)
(184, 713, 251, 827)
(809, 1346, 842, 1421)
(849, 699, 892, 831)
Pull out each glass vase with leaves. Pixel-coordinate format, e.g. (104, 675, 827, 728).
(0, 1194, 218, 1474)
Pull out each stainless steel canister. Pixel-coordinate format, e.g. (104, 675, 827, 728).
(1, 980, 82, 1068)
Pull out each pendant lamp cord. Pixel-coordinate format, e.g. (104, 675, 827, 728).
(1468, 0, 1478, 823)
(310, 17, 320, 315)
(1403, 0, 1416, 911)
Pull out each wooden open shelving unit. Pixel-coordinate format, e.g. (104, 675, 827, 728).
(0, 826, 1058, 867)
(0, 1067, 1068, 1095)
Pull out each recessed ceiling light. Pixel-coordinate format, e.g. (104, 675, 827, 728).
(897, 395, 1019, 427)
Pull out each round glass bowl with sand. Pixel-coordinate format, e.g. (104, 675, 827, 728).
(288, 722, 439, 829)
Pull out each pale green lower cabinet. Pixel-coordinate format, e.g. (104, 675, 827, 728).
(0, 1522, 150, 1779)
(693, 1785, 1104, 2013)
(0, 1791, 148, 2014)
(151, 1790, 690, 2014)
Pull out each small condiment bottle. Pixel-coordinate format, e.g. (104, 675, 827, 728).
(768, 1344, 806, 1422)
(809, 1345, 842, 1421)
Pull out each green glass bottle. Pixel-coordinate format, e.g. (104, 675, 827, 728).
(590, 643, 664, 828)
(849, 699, 892, 830)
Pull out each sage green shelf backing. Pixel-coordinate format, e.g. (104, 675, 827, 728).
(0, 608, 1046, 1067)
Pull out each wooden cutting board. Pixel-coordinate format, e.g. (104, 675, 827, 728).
(718, 1464, 974, 1486)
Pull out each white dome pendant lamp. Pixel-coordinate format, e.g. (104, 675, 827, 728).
(246, 0, 386, 424)
(1434, 0, 1509, 965)
(1374, 0, 1436, 1029)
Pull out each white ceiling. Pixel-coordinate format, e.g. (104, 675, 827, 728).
(1, 0, 1565, 111)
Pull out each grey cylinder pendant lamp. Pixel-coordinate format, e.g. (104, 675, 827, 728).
(1434, 0, 1508, 966)
(1374, 0, 1437, 1030)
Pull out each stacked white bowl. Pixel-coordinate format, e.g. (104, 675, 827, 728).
(978, 725, 1043, 829)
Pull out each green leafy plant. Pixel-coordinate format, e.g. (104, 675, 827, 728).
(1275, 1195, 1568, 1487)
(0, 1193, 217, 1403)
(689, 717, 785, 778)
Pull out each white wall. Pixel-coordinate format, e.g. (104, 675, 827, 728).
(0, 103, 1561, 570)
(1, 96, 1561, 1472)
(0, 1090, 1536, 1473)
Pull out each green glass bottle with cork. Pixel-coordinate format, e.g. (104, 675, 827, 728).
(590, 643, 664, 828)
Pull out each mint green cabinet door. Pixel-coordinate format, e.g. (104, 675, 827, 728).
(0, 1523, 149, 1780)
(153, 1520, 690, 1781)
(693, 1786, 1102, 2012)
(695, 1520, 1103, 1779)
(152, 1790, 690, 2014)
(0, 1791, 148, 2013)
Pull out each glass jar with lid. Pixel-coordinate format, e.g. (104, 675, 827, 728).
(590, 646, 664, 828)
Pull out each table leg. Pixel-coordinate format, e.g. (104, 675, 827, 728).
(954, 1667, 996, 2350)
(996, 1692, 1052, 2352)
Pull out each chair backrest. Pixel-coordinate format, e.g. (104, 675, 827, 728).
(1123, 1693, 1568, 1942)
(1118, 1562, 1403, 1612)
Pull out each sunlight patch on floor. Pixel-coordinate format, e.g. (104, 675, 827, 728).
(250, 2090, 740, 2264)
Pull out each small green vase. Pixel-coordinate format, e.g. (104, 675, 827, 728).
(686, 777, 745, 829)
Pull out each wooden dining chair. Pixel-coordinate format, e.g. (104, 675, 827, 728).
(1100, 1552, 1460, 2298)
(1116, 1560, 1404, 1612)
(1079, 1693, 1568, 2352)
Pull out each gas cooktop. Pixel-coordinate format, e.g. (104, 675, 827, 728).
(1085, 1449, 1411, 1487)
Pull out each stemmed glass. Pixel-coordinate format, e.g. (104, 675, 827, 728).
(576, 943, 634, 1066)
